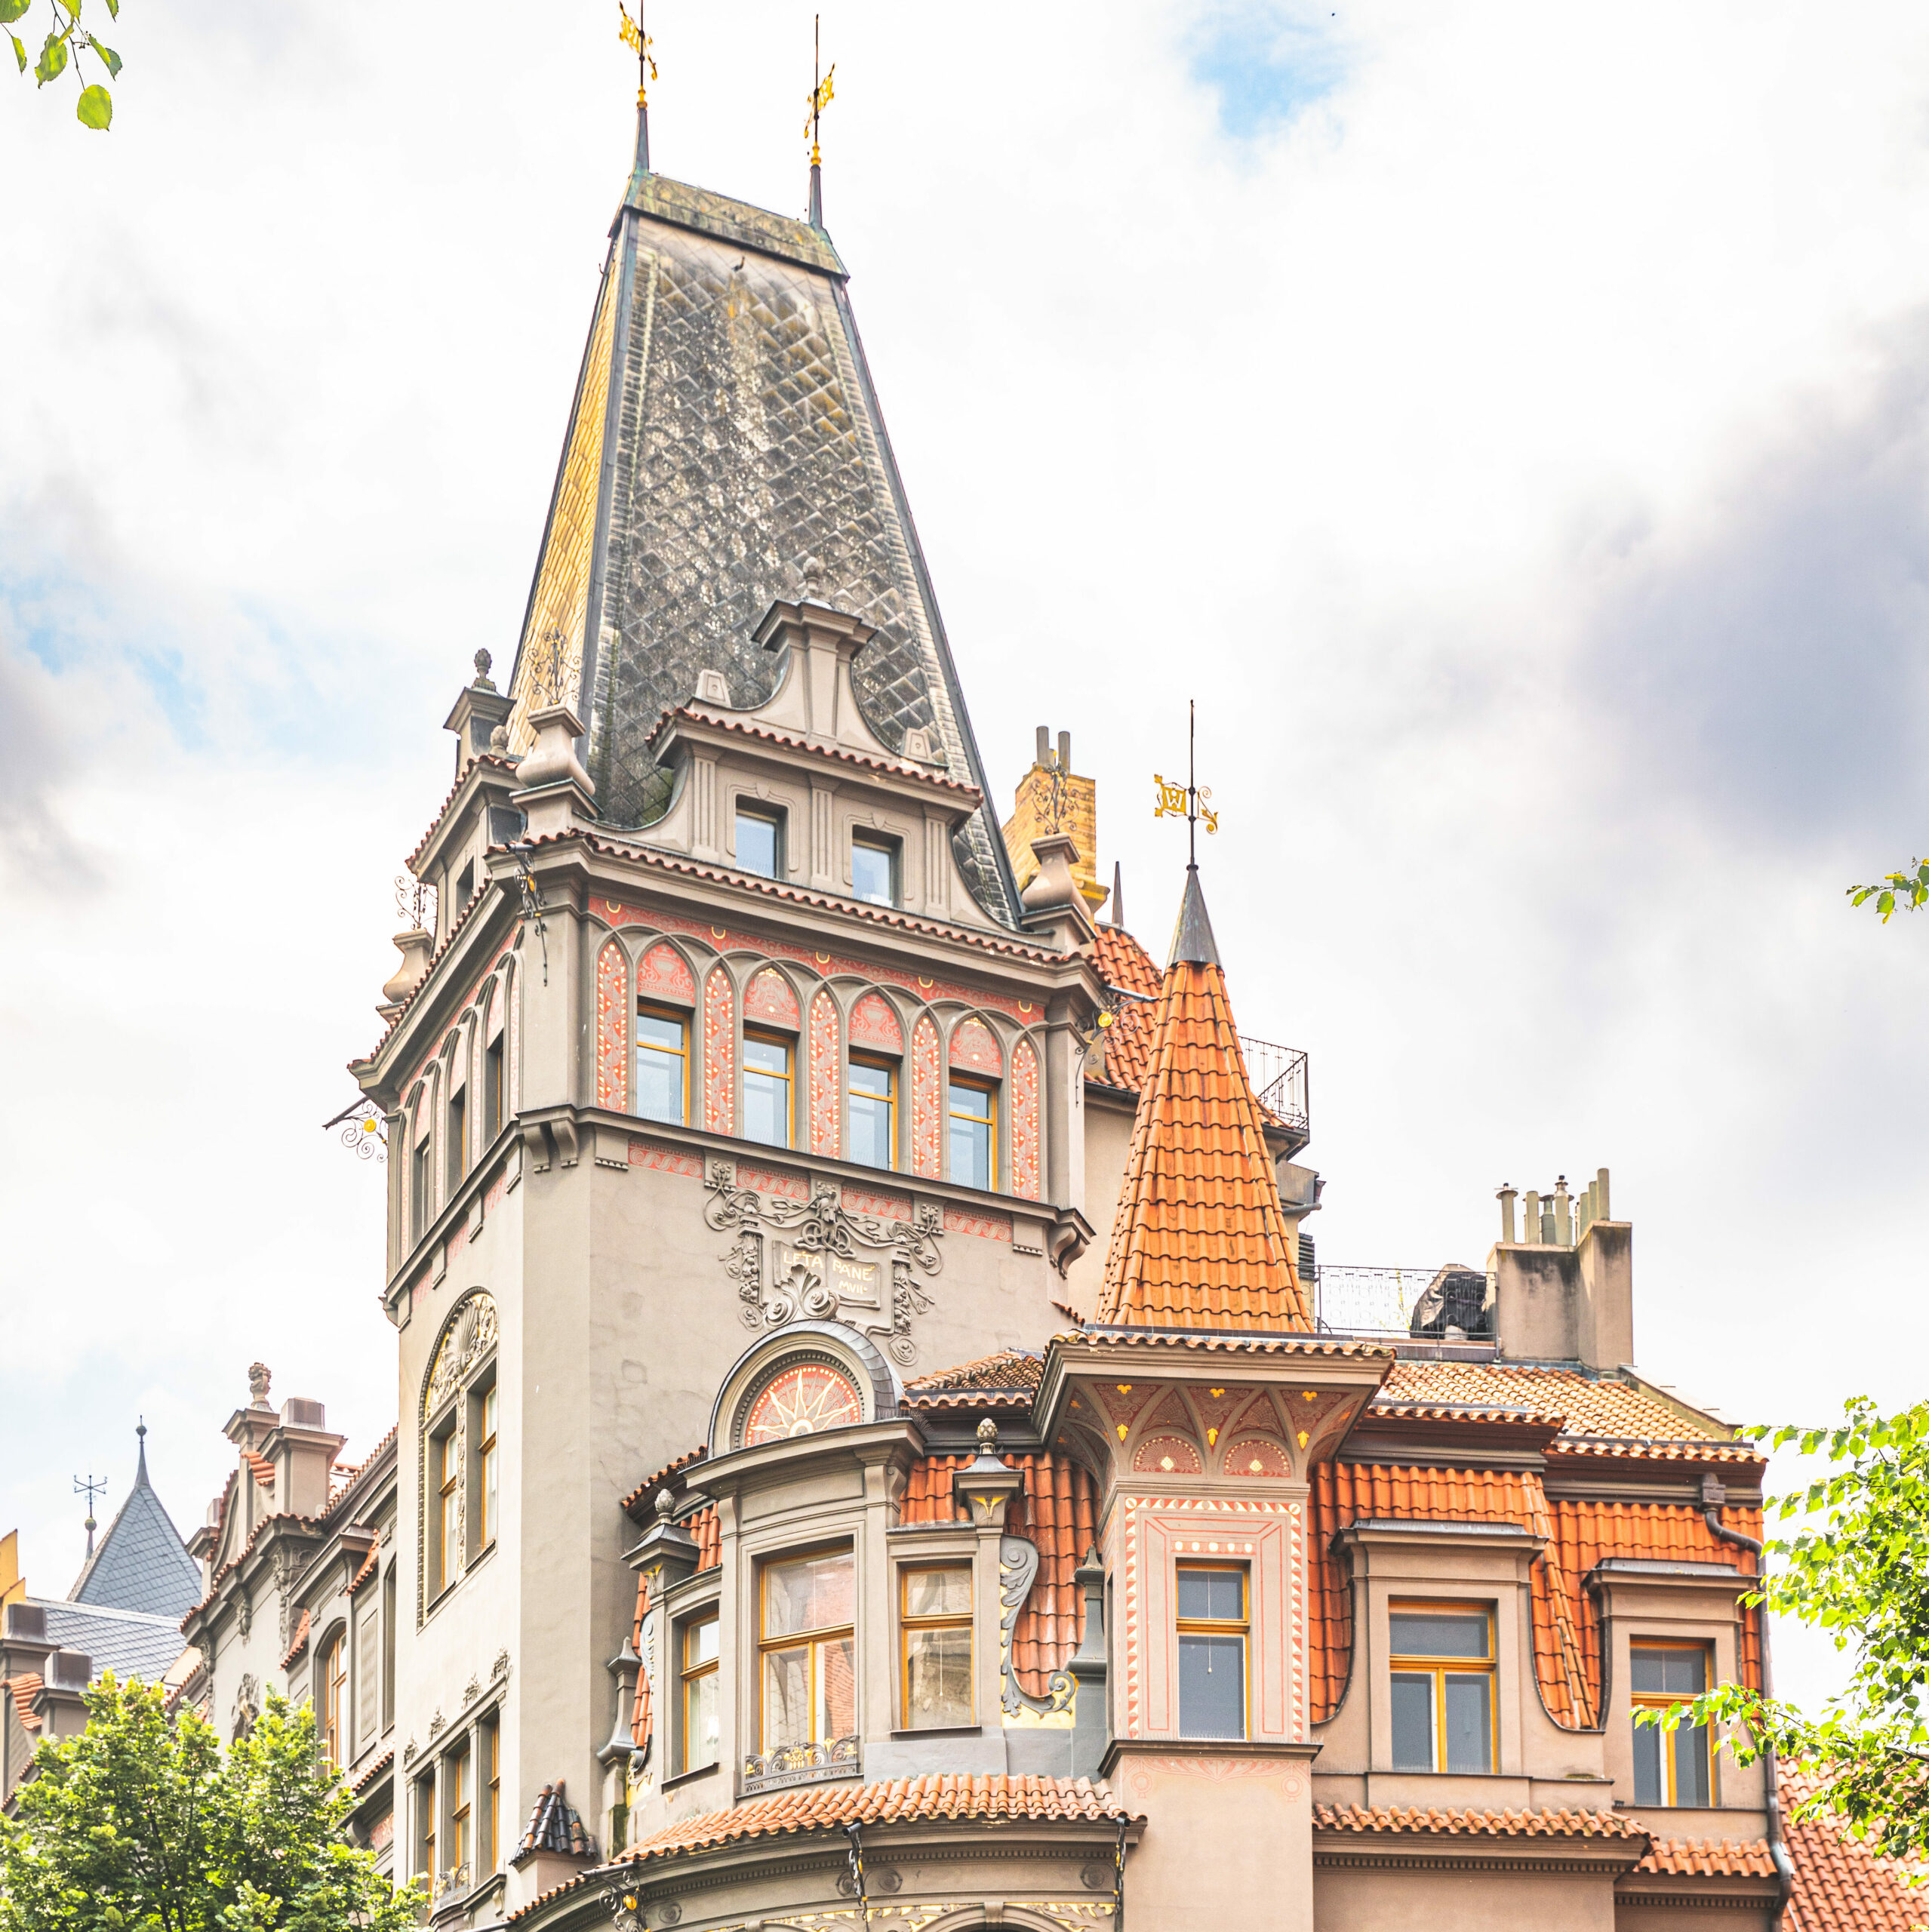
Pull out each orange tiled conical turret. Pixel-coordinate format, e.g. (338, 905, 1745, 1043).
(1094, 867, 1312, 1331)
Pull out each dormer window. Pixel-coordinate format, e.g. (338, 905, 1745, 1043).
(1389, 1601, 1495, 1773)
(851, 832, 898, 906)
(737, 808, 784, 880)
(1632, 1642, 1711, 1805)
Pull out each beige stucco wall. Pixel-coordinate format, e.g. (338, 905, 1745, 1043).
(1315, 1864, 1618, 1931)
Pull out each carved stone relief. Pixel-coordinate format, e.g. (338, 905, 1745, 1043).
(703, 1163, 940, 1366)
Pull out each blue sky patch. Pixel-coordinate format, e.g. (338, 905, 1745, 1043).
(1187, 5, 1350, 142)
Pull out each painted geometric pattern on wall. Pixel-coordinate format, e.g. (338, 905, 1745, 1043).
(949, 1015, 1001, 1073)
(704, 967, 735, 1134)
(636, 940, 695, 1005)
(745, 967, 801, 1030)
(808, 989, 840, 1158)
(596, 941, 629, 1110)
(849, 990, 903, 1054)
(911, 1015, 943, 1177)
(1011, 1036, 1041, 1199)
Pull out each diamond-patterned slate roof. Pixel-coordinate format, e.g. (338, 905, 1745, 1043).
(501, 168, 1019, 926)
(1783, 1770, 1929, 1930)
(34, 1600, 187, 1682)
(1095, 891, 1311, 1331)
(67, 1437, 201, 1620)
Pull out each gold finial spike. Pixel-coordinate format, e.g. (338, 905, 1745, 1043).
(805, 13, 835, 225)
(1152, 700, 1220, 866)
(618, 0, 657, 171)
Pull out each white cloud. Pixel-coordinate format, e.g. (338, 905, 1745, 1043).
(5, 1, 1927, 1710)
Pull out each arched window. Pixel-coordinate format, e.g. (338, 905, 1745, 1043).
(420, 1291, 500, 1616)
(320, 1630, 346, 1770)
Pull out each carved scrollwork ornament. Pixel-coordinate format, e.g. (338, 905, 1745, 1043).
(998, 1534, 1075, 1717)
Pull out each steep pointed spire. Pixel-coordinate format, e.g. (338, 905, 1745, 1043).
(134, 1417, 149, 1487)
(67, 1425, 200, 1618)
(1096, 874, 1310, 1332)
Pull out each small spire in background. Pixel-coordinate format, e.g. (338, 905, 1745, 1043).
(805, 14, 835, 228)
(134, 1417, 149, 1486)
(74, 1466, 106, 1559)
(619, 0, 657, 175)
(1111, 860, 1124, 930)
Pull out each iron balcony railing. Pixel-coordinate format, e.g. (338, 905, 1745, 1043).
(1238, 1035, 1309, 1139)
(1310, 1263, 1498, 1338)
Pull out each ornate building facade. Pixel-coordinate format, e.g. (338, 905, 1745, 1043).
(151, 97, 1912, 1932)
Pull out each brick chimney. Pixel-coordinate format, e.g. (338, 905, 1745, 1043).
(1001, 727, 1109, 917)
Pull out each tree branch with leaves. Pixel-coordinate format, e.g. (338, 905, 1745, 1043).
(4, 0, 122, 129)
(1848, 860, 1929, 922)
(1639, 1398, 1929, 1873)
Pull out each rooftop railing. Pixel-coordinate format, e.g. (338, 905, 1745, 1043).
(1310, 1263, 1497, 1339)
(1238, 1035, 1309, 1140)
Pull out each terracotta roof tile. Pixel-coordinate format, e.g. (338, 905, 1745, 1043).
(325, 1427, 398, 1521)
(1377, 1360, 1738, 1444)
(281, 1607, 311, 1669)
(351, 1747, 394, 1797)
(1069, 1330, 1384, 1359)
(1638, 1835, 1777, 1877)
(646, 705, 984, 801)
(619, 1446, 708, 1520)
(5, 1674, 43, 1732)
(906, 1351, 1045, 1395)
(1314, 1802, 1640, 1840)
(903, 1451, 1095, 1697)
(1091, 925, 1162, 1001)
(1783, 1769, 1929, 1930)
(1096, 956, 1311, 1331)
(629, 1571, 651, 1749)
(243, 1451, 275, 1489)
(346, 1533, 381, 1598)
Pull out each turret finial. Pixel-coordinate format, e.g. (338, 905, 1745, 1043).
(805, 14, 835, 228)
(619, 1, 656, 175)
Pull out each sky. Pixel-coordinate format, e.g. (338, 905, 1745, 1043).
(5, 0, 1927, 1712)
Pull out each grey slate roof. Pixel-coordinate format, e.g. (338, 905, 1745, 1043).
(32, 1598, 186, 1683)
(504, 160, 1021, 927)
(67, 1432, 201, 1620)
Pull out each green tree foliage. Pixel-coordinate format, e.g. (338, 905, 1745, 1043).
(1640, 1398, 1929, 1869)
(0, 1675, 421, 1930)
(1848, 859, 1929, 921)
(4, 0, 122, 131)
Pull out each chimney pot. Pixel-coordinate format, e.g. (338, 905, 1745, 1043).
(1035, 725, 1051, 767)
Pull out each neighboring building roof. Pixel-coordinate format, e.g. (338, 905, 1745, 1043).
(1091, 924, 1162, 1001)
(67, 1429, 201, 1620)
(1638, 1836, 1777, 1877)
(906, 1350, 1045, 1395)
(1094, 883, 1312, 1331)
(1376, 1359, 1735, 1444)
(33, 1598, 186, 1682)
(499, 165, 1021, 928)
(5, 1674, 42, 1732)
(1782, 1770, 1928, 1930)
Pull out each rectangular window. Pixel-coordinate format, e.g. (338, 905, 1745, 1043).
(1632, 1643, 1710, 1807)
(1389, 1602, 1495, 1774)
(429, 1426, 459, 1597)
(484, 1036, 505, 1143)
(901, 1564, 973, 1729)
(947, 1078, 996, 1190)
(680, 1614, 720, 1772)
(457, 860, 474, 906)
(411, 1136, 431, 1243)
(476, 1383, 500, 1553)
(415, 1770, 435, 1883)
(321, 1632, 346, 1770)
(848, 1055, 897, 1171)
(1176, 1564, 1247, 1739)
(851, 833, 898, 906)
(446, 1739, 472, 1888)
(447, 1086, 467, 1194)
(635, 1006, 689, 1126)
(356, 1603, 380, 1751)
(760, 1548, 857, 1752)
(737, 808, 783, 879)
(743, 1031, 795, 1149)
(480, 1716, 500, 1874)
(381, 1566, 397, 1730)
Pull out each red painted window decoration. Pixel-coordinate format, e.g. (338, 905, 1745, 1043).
(849, 992, 903, 1055)
(745, 968, 801, 1031)
(1223, 1435, 1293, 1478)
(596, 942, 629, 1111)
(910, 1016, 943, 1177)
(742, 1363, 863, 1447)
(1132, 1435, 1205, 1475)
(704, 967, 735, 1134)
(808, 990, 840, 1158)
(636, 941, 696, 1005)
(1010, 1037, 1041, 1200)
(949, 1016, 1001, 1075)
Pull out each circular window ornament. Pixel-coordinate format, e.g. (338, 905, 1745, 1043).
(742, 1361, 863, 1447)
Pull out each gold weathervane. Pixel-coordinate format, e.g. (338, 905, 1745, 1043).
(1153, 699, 1220, 865)
(806, 13, 835, 165)
(617, 2, 656, 106)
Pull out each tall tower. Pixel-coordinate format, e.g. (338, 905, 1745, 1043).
(352, 122, 1113, 1917)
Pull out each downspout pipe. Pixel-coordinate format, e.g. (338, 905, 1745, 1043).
(1703, 1473, 1793, 1925)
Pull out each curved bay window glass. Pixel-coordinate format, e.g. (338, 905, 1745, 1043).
(848, 1055, 897, 1169)
(635, 1006, 689, 1125)
(743, 1363, 863, 1447)
(1176, 1564, 1247, 1739)
(902, 1564, 973, 1729)
(1389, 1602, 1495, 1774)
(948, 1078, 995, 1190)
(760, 1549, 856, 1754)
(744, 1032, 795, 1148)
(1632, 1642, 1710, 1806)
